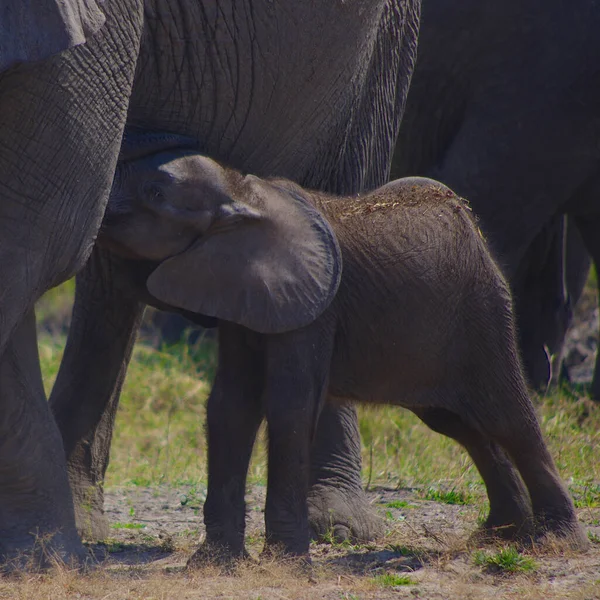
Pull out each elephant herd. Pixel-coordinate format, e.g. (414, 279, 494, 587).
(0, 0, 597, 568)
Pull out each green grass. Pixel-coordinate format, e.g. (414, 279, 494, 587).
(385, 544, 420, 557)
(36, 279, 75, 333)
(100, 539, 127, 553)
(358, 405, 485, 495)
(39, 330, 217, 487)
(35, 280, 600, 498)
(422, 487, 474, 505)
(473, 547, 537, 574)
(384, 500, 412, 509)
(110, 522, 146, 530)
(36, 328, 600, 494)
(588, 532, 600, 544)
(178, 485, 207, 509)
(570, 480, 600, 508)
(371, 573, 415, 587)
(589, 264, 597, 289)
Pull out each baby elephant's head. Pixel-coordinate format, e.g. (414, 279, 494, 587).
(102, 152, 237, 261)
(100, 152, 342, 334)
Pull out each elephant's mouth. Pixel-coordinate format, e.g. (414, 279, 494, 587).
(95, 230, 147, 261)
(97, 201, 139, 257)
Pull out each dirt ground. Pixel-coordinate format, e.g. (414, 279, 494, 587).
(85, 485, 600, 600)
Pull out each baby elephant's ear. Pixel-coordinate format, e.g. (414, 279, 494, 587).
(147, 177, 342, 334)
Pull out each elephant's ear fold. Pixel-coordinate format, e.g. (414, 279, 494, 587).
(147, 177, 342, 334)
(1, 0, 105, 71)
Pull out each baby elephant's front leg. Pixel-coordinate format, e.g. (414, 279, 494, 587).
(263, 325, 334, 558)
(190, 325, 265, 566)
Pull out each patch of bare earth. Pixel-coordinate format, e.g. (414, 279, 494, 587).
(3, 486, 593, 600)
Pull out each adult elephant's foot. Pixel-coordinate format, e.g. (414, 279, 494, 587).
(0, 312, 87, 570)
(307, 485, 384, 543)
(67, 456, 110, 541)
(308, 403, 384, 543)
(0, 529, 88, 573)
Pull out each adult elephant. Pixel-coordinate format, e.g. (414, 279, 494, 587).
(42, 0, 421, 558)
(0, 0, 144, 565)
(392, 0, 600, 394)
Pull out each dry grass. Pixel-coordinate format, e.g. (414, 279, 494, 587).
(0, 523, 597, 600)
(0, 563, 396, 600)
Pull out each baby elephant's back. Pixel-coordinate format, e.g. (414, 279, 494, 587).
(328, 177, 511, 404)
(335, 177, 495, 289)
(377, 177, 487, 274)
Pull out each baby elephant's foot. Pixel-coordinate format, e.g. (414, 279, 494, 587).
(308, 485, 384, 543)
(533, 514, 590, 552)
(471, 503, 535, 545)
(187, 541, 250, 571)
(470, 520, 535, 547)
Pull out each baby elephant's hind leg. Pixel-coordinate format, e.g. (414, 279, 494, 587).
(459, 366, 588, 549)
(456, 282, 588, 549)
(485, 390, 588, 549)
(413, 407, 533, 538)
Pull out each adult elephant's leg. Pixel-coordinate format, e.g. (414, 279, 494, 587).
(0, 310, 84, 566)
(459, 295, 586, 547)
(49, 248, 145, 540)
(306, 0, 420, 543)
(572, 215, 600, 401)
(564, 219, 591, 311)
(512, 218, 570, 389)
(549, 219, 590, 384)
(308, 403, 384, 542)
(514, 217, 590, 388)
(0, 0, 143, 563)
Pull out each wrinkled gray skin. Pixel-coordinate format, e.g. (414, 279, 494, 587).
(16, 0, 421, 565)
(392, 0, 600, 395)
(98, 152, 588, 560)
(0, 0, 144, 567)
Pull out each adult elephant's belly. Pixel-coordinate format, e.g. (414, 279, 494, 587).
(128, 0, 393, 188)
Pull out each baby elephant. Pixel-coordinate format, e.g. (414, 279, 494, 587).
(100, 150, 587, 562)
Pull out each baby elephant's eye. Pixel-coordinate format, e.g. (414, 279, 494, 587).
(141, 181, 164, 202)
